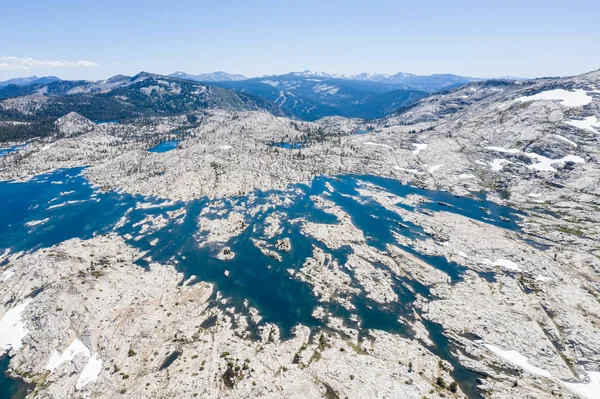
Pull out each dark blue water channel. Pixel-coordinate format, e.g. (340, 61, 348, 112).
(0, 144, 27, 158)
(270, 142, 304, 149)
(147, 140, 180, 153)
(0, 168, 523, 398)
(0, 355, 34, 399)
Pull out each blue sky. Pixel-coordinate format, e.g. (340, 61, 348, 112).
(1, 0, 598, 80)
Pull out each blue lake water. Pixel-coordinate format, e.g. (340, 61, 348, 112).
(0, 355, 34, 399)
(270, 142, 304, 149)
(353, 128, 375, 135)
(0, 144, 27, 158)
(147, 140, 180, 153)
(0, 168, 524, 398)
(94, 120, 119, 125)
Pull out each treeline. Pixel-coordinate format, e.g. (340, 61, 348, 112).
(0, 119, 57, 142)
(0, 95, 142, 122)
(0, 84, 39, 100)
(0, 84, 284, 123)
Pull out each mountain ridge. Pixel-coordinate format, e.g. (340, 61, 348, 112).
(0, 75, 61, 88)
(0, 72, 285, 126)
(168, 69, 485, 91)
(169, 71, 248, 82)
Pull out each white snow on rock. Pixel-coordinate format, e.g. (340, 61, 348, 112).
(427, 164, 442, 174)
(313, 84, 339, 95)
(514, 89, 592, 107)
(565, 116, 600, 134)
(412, 143, 428, 155)
(220, 145, 232, 150)
(528, 154, 585, 172)
(483, 258, 521, 271)
(553, 134, 578, 147)
(46, 338, 91, 372)
(0, 299, 32, 351)
(75, 354, 102, 390)
(490, 159, 511, 171)
(485, 146, 585, 172)
(493, 259, 521, 271)
(562, 371, 600, 399)
(260, 80, 279, 87)
(483, 344, 551, 378)
(485, 344, 600, 399)
(1, 270, 15, 282)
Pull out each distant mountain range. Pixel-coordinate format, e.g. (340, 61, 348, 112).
(161, 70, 499, 120)
(0, 70, 525, 122)
(0, 72, 283, 123)
(169, 70, 484, 92)
(268, 70, 484, 91)
(169, 71, 248, 82)
(0, 75, 61, 88)
(204, 75, 428, 120)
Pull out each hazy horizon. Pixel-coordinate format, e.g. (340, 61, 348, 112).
(0, 68, 540, 83)
(2, 0, 599, 81)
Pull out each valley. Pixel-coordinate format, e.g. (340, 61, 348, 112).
(0, 68, 599, 399)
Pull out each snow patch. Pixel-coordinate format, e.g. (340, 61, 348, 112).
(527, 154, 585, 172)
(260, 80, 279, 87)
(312, 84, 340, 95)
(565, 116, 600, 134)
(485, 343, 600, 399)
(515, 89, 592, 107)
(492, 259, 521, 271)
(483, 258, 521, 271)
(46, 338, 91, 372)
(553, 134, 578, 147)
(0, 300, 32, 351)
(562, 371, 600, 399)
(412, 143, 428, 155)
(75, 354, 102, 390)
(483, 344, 551, 377)
(485, 146, 585, 172)
(1, 270, 15, 281)
(490, 159, 511, 171)
(428, 164, 442, 174)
